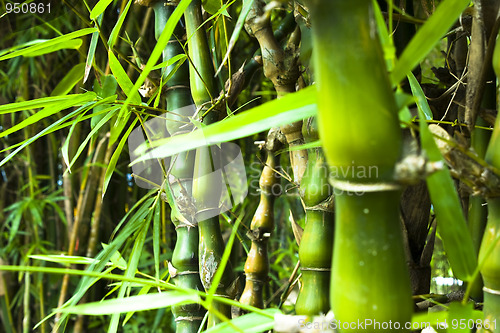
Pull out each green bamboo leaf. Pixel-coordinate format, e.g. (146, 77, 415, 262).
(0, 92, 96, 138)
(84, 14, 104, 83)
(408, 72, 433, 120)
(0, 94, 89, 115)
(29, 255, 96, 265)
(447, 302, 482, 333)
(117, 0, 192, 121)
(24, 39, 82, 57)
(204, 309, 280, 333)
(415, 88, 477, 281)
(0, 101, 95, 168)
(90, 0, 114, 20)
(0, 28, 97, 61)
(53, 196, 157, 331)
(132, 86, 317, 163)
(59, 292, 200, 315)
(152, 201, 161, 282)
(51, 63, 86, 96)
(216, 0, 254, 75)
(103, 118, 139, 197)
(108, 50, 141, 105)
(151, 54, 187, 71)
(108, 0, 133, 49)
(391, 0, 470, 85)
(92, 75, 118, 129)
(108, 218, 151, 333)
(65, 107, 118, 172)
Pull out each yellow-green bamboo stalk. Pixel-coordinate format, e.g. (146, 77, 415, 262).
(295, 117, 334, 317)
(239, 130, 281, 309)
(184, 0, 234, 327)
(303, 0, 413, 330)
(478, 45, 500, 329)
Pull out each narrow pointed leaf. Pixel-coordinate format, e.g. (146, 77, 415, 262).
(414, 82, 477, 281)
(391, 0, 471, 85)
(0, 92, 96, 138)
(0, 28, 97, 61)
(132, 86, 317, 163)
(90, 0, 114, 20)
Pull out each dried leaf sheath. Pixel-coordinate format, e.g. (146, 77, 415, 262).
(239, 129, 281, 309)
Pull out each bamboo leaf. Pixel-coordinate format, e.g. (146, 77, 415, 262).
(90, 0, 114, 20)
(24, 39, 82, 57)
(29, 255, 96, 265)
(204, 309, 280, 333)
(108, 217, 151, 332)
(408, 73, 433, 120)
(447, 302, 482, 333)
(0, 94, 91, 115)
(0, 28, 97, 61)
(108, 50, 141, 105)
(51, 63, 86, 96)
(216, 0, 254, 75)
(66, 108, 118, 172)
(391, 0, 470, 85)
(84, 14, 104, 83)
(103, 118, 139, 197)
(0, 101, 96, 168)
(132, 86, 317, 163)
(414, 83, 477, 281)
(152, 201, 161, 282)
(0, 92, 97, 138)
(108, 0, 133, 49)
(117, 0, 192, 121)
(58, 292, 200, 315)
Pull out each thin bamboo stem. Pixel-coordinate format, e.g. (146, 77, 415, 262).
(239, 129, 281, 311)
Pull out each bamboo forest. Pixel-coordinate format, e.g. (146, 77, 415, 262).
(2, 0, 500, 332)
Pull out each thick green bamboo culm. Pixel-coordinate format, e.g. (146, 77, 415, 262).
(304, 0, 413, 330)
(239, 130, 281, 309)
(477, 31, 500, 332)
(295, 118, 334, 316)
(184, 0, 234, 327)
(153, 2, 205, 332)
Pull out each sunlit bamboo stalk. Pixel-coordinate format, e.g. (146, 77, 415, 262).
(184, 0, 235, 326)
(303, 0, 413, 330)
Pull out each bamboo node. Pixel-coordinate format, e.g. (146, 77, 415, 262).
(300, 267, 331, 272)
(175, 316, 204, 322)
(329, 178, 402, 192)
(483, 286, 500, 295)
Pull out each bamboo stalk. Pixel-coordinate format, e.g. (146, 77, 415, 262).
(295, 118, 334, 317)
(184, 0, 234, 327)
(239, 129, 281, 310)
(245, 0, 306, 184)
(478, 42, 500, 328)
(151, 1, 206, 332)
(304, 0, 413, 329)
